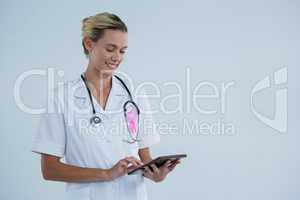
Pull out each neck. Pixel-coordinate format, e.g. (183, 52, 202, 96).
(84, 65, 112, 92)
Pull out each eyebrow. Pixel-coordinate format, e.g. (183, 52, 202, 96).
(106, 43, 128, 49)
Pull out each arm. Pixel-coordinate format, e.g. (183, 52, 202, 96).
(41, 154, 110, 182)
(138, 147, 152, 163)
(41, 154, 143, 182)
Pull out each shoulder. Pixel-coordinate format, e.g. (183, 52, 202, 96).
(51, 76, 83, 96)
(48, 77, 83, 109)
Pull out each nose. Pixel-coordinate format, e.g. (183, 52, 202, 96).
(111, 52, 122, 62)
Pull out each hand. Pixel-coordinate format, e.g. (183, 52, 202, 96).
(108, 156, 143, 181)
(142, 159, 181, 182)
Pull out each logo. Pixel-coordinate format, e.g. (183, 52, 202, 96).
(250, 67, 288, 133)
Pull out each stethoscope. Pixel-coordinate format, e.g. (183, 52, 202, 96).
(80, 74, 140, 143)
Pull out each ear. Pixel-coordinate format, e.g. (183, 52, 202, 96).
(83, 37, 95, 54)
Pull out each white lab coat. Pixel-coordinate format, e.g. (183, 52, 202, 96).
(32, 75, 160, 200)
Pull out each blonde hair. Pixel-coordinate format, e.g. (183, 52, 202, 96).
(81, 12, 127, 56)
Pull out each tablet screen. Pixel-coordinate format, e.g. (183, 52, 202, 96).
(128, 154, 186, 175)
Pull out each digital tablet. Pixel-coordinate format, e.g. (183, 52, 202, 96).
(128, 154, 187, 175)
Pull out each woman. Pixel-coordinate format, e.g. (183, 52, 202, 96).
(32, 12, 180, 200)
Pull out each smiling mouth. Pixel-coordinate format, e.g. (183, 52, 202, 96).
(105, 62, 119, 69)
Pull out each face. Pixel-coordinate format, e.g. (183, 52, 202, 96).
(84, 29, 128, 76)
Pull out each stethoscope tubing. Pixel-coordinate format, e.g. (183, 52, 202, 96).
(80, 74, 141, 142)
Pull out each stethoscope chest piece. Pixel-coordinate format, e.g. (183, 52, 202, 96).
(90, 115, 102, 127)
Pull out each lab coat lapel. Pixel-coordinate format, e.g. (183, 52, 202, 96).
(105, 75, 127, 115)
(72, 78, 90, 109)
(72, 75, 128, 114)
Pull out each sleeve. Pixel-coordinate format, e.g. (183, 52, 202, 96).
(136, 89, 160, 149)
(31, 88, 66, 157)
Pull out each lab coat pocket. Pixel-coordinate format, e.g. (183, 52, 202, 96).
(120, 174, 145, 200)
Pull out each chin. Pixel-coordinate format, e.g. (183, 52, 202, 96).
(94, 66, 115, 77)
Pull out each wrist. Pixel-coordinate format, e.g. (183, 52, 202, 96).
(105, 169, 113, 181)
(97, 169, 112, 181)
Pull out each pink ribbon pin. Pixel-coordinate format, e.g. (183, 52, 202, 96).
(126, 110, 138, 136)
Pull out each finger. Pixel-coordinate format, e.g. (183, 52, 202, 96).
(144, 166, 153, 176)
(145, 166, 153, 175)
(168, 159, 180, 166)
(170, 159, 180, 163)
(120, 159, 130, 166)
(133, 158, 144, 165)
(119, 160, 129, 168)
(142, 171, 151, 179)
(119, 161, 129, 171)
(150, 164, 159, 174)
(162, 160, 172, 168)
(168, 164, 176, 171)
(170, 160, 180, 167)
(125, 157, 143, 166)
(173, 159, 181, 164)
(124, 157, 139, 167)
(168, 162, 179, 171)
(128, 165, 137, 172)
(169, 161, 179, 168)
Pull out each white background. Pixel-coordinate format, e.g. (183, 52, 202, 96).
(1, 0, 299, 199)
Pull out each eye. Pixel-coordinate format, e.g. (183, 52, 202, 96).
(106, 48, 114, 52)
(120, 50, 126, 54)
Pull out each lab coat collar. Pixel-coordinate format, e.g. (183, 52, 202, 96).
(73, 74, 127, 114)
(73, 74, 125, 98)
